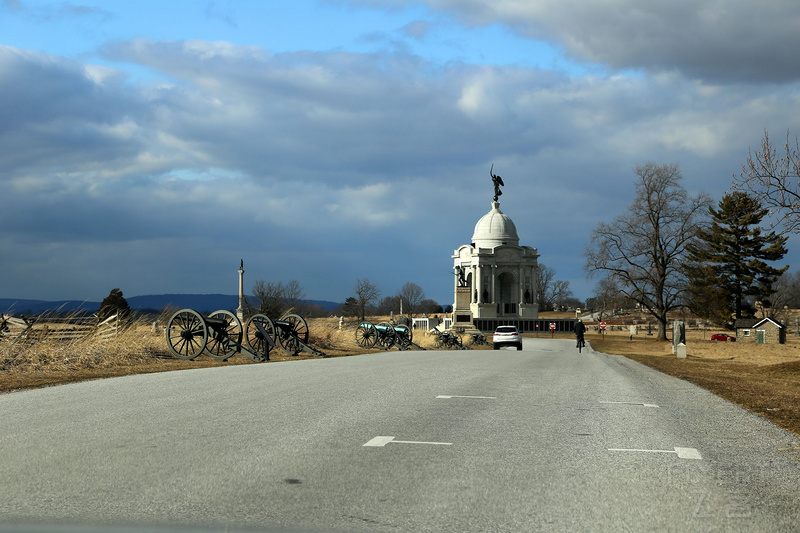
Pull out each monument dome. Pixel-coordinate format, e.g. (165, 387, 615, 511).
(471, 202, 519, 248)
(452, 167, 539, 331)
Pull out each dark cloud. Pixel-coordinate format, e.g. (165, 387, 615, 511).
(362, 0, 800, 83)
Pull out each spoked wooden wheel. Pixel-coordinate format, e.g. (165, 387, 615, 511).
(434, 332, 445, 348)
(204, 310, 242, 361)
(355, 322, 378, 349)
(278, 314, 308, 356)
(245, 314, 275, 362)
(165, 309, 207, 360)
(394, 324, 412, 348)
(452, 333, 463, 348)
(376, 321, 396, 350)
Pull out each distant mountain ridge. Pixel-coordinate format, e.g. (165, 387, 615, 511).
(0, 294, 342, 315)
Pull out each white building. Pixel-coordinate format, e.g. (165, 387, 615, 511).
(452, 200, 539, 331)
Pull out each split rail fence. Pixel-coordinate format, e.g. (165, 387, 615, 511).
(0, 314, 121, 343)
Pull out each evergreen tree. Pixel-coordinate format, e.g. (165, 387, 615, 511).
(341, 297, 360, 318)
(98, 288, 131, 321)
(686, 192, 788, 320)
(684, 260, 733, 324)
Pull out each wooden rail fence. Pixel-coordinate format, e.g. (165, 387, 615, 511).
(0, 314, 121, 343)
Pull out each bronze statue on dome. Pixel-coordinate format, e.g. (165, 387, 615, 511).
(490, 164, 504, 202)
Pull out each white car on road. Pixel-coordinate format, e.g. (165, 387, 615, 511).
(493, 325, 522, 350)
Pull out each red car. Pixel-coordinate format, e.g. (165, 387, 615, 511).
(711, 333, 736, 342)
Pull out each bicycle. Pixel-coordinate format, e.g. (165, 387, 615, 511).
(577, 336, 586, 353)
(575, 320, 587, 353)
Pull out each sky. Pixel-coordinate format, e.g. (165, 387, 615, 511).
(2, 0, 800, 307)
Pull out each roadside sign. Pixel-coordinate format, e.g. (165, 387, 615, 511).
(600, 322, 607, 330)
(549, 323, 556, 331)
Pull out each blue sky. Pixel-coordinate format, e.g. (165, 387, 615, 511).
(0, 1, 571, 71)
(2, 0, 800, 308)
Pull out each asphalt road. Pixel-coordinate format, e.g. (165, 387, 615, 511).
(1, 338, 799, 532)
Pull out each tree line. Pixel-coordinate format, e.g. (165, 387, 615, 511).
(247, 267, 581, 322)
(246, 278, 445, 321)
(585, 134, 798, 340)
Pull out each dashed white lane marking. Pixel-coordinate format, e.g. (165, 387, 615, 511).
(608, 447, 702, 460)
(363, 436, 453, 447)
(600, 401, 659, 408)
(437, 395, 497, 399)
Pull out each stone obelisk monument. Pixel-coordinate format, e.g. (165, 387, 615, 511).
(236, 259, 245, 322)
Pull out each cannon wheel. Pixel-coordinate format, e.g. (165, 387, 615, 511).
(279, 314, 309, 356)
(204, 310, 242, 361)
(376, 321, 396, 350)
(165, 309, 207, 360)
(245, 314, 275, 362)
(355, 322, 378, 349)
(395, 324, 412, 348)
(433, 331, 445, 348)
(451, 332, 463, 348)
(468, 332, 483, 346)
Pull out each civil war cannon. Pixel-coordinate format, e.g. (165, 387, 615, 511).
(354, 320, 425, 351)
(165, 309, 324, 362)
(430, 329, 470, 349)
(270, 314, 326, 357)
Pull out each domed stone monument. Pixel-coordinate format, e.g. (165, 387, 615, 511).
(452, 168, 539, 331)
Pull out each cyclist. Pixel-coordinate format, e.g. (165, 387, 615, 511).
(575, 319, 586, 350)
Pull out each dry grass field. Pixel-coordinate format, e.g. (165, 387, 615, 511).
(1, 314, 798, 437)
(0, 316, 475, 392)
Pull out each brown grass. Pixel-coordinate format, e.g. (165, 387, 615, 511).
(0, 316, 479, 393)
(591, 329, 800, 436)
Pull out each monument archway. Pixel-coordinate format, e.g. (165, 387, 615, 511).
(496, 271, 517, 316)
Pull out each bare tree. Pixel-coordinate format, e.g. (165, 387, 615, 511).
(736, 131, 800, 234)
(353, 278, 380, 320)
(551, 280, 573, 310)
(585, 163, 711, 340)
(535, 264, 556, 311)
(397, 282, 425, 318)
(281, 279, 308, 315)
(590, 277, 629, 322)
(765, 270, 800, 321)
(252, 280, 284, 318)
(536, 264, 571, 311)
(251, 279, 307, 318)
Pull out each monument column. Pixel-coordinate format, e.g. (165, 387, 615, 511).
(491, 265, 497, 303)
(471, 264, 477, 303)
(475, 264, 482, 303)
(236, 260, 245, 322)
